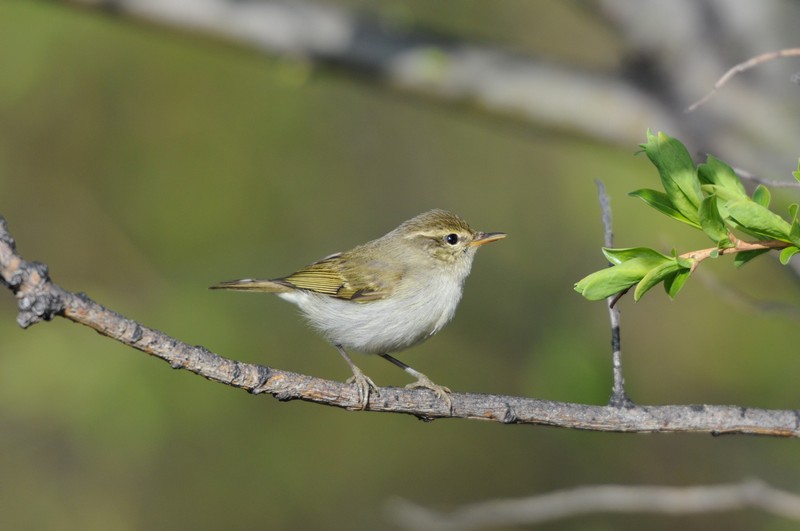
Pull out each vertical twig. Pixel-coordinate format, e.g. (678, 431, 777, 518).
(594, 180, 633, 407)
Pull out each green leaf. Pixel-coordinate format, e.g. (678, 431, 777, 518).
(601, 247, 671, 266)
(576, 249, 672, 301)
(793, 159, 800, 183)
(628, 189, 700, 227)
(697, 195, 730, 245)
(664, 269, 692, 298)
(790, 205, 800, 248)
(780, 246, 800, 265)
(734, 248, 770, 268)
(752, 184, 771, 208)
(790, 219, 800, 248)
(697, 155, 747, 197)
(642, 131, 702, 224)
(700, 184, 746, 203)
(573, 263, 638, 301)
(634, 260, 684, 301)
(725, 200, 793, 242)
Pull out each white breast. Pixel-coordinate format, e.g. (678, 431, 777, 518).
(278, 268, 466, 354)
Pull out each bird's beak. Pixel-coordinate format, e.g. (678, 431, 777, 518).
(470, 231, 507, 247)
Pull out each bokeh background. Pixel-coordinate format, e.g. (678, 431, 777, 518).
(2, 1, 800, 529)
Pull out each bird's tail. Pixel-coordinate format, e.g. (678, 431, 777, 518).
(209, 278, 292, 293)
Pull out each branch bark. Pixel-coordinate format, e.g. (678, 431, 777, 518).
(594, 180, 631, 408)
(2, 214, 799, 435)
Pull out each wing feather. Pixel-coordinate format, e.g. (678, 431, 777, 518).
(280, 252, 402, 302)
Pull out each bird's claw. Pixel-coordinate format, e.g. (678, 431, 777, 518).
(406, 375, 452, 413)
(346, 368, 380, 410)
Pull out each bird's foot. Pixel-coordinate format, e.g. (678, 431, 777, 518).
(345, 368, 380, 410)
(406, 375, 452, 413)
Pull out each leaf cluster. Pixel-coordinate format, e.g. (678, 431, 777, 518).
(575, 131, 800, 301)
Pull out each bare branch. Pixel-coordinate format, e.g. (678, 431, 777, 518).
(594, 180, 631, 407)
(2, 215, 800, 434)
(686, 48, 800, 112)
(389, 479, 800, 530)
(729, 163, 800, 189)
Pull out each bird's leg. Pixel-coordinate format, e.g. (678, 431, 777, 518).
(335, 345, 379, 410)
(380, 353, 452, 412)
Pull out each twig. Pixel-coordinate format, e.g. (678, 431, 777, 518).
(728, 163, 800, 189)
(595, 180, 631, 408)
(2, 214, 800, 434)
(389, 479, 800, 530)
(686, 48, 800, 112)
(680, 237, 790, 268)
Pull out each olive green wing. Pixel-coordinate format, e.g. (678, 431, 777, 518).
(280, 252, 402, 302)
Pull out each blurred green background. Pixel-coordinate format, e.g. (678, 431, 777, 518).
(2, 1, 800, 529)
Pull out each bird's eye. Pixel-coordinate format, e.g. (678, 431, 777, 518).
(445, 233, 459, 245)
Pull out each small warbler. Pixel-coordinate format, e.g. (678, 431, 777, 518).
(211, 209, 505, 409)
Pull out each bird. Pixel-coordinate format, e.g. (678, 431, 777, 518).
(210, 209, 505, 410)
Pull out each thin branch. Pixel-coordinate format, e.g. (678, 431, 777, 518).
(729, 163, 800, 189)
(680, 237, 790, 268)
(595, 180, 631, 408)
(2, 214, 800, 434)
(686, 48, 800, 112)
(389, 479, 800, 530)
